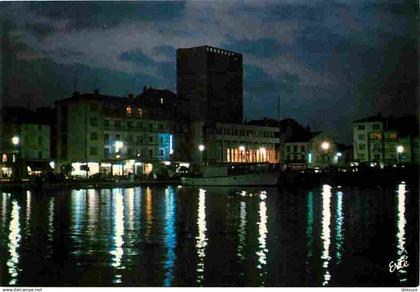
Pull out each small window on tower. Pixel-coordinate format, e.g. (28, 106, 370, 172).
(160, 98, 164, 104)
(126, 106, 132, 116)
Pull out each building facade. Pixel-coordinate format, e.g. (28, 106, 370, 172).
(185, 121, 279, 164)
(353, 115, 419, 165)
(0, 108, 52, 178)
(176, 45, 243, 123)
(55, 90, 175, 176)
(284, 132, 337, 168)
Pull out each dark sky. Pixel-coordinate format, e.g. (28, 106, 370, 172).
(0, 1, 418, 143)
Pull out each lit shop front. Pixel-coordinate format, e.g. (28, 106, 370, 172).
(69, 161, 157, 177)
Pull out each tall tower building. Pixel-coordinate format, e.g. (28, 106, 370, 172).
(176, 45, 243, 123)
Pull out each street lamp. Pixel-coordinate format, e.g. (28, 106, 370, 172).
(11, 136, 20, 145)
(198, 144, 205, 164)
(321, 141, 330, 151)
(397, 145, 404, 163)
(11, 136, 20, 179)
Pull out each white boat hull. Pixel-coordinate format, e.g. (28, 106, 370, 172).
(181, 172, 279, 186)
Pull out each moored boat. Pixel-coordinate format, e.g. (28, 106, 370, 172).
(181, 163, 279, 186)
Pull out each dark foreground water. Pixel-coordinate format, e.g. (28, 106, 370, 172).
(0, 182, 418, 287)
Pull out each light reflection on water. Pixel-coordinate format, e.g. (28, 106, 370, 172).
(306, 192, 314, 270)
(256, 191, 268, 285)
(7, 200, 21, 285)
(145, 187, 153, 240)
(71, 189, 85, 257)
(196, 188, 207, 285)
(111, 189, 125, 284)
(87, 189, 98, 237)
(48, 196, 54, 243)
(25, 191, 31, 235)
(335, 191, 344, 264)
(237, 201, 247, 261)
(0, 183, 417, 287)
(321, 184, 332, 286)
(2, 192, 7, 230)
(396, 183, 408, 283)
(163, 186, 176, 287)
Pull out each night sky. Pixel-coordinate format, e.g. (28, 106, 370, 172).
(0, 1, 417, 143)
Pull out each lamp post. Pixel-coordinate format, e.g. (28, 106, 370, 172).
(320, 141, 330, 166)
(198, 144, 205, 164)
(396, 145, 404, 163)
(11, 136, 20, 179)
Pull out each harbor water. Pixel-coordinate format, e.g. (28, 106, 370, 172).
(0, 183, 418, 286)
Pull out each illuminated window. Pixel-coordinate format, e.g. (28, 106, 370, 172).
(2, 154, 7, 163)
(160, 98, 164, 104)
(137, 108, 143, 117)
(126, 106, 132, 116)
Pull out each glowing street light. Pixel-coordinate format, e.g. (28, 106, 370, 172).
(396, 145, 404, 153)
(321, 142, 330, 151)
(11, 136, 20, 146)
(198, 144, 205, 152)
(239, 145, 245, 152)
(336, 152, 342, 157)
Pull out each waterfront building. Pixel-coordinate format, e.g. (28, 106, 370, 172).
(352, 114, 419, 165)
(176, 45, 243, 123)
(186, 121, 279, 164)
(55, 90, 175, 177)
(0, 107, 52, 178)
(284, 132, 337, 169)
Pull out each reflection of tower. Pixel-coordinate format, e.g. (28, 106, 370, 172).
(396, 183, 408, 283)
(321, 185, 332, 286)
(196, 188, 207, 285)
(256, 191, 268, 285)
(164, 186, 176, 287)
